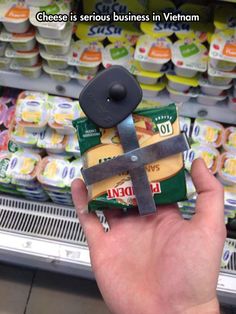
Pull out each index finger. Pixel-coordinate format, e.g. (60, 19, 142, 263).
(190, 158, 225, 230)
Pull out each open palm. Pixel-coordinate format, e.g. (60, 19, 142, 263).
(72, 159, 226, 314)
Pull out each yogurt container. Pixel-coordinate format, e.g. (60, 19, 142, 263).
(3, 105, 15, 129)
(42, 63, 71, 83)
(0, 42, 7, 57)
(17, 91, 49, 103)
(48, 97, 81, 135)
(15, 98, 50, 133)
(0, 130, 10, 151)
(0, 151, 12, 185)
(10, 122, 39, 148)
(10, 61, 42, 79)
(65, 133, 80, 157)
(172, 39, 208, 78)
(184, 143, 220, 174)
(7, 151, 41, 184)
(68, 40, 103, 76)
(130, 60, 164, 85)
(5, 47, 39, 67)
(29, 2, 71, 40)
(0, 27, 36, 52)
(223, 127, 236, 154)
(36, 22, 72, 55)
(38, 127, 67, 154)
(0, 2, 30, 34)
(0, 57, 11, 70)
(134, 35, 172, 72)
(102, 42, 134, 69)
(218, 152, 236, 186)
(208, 62, 235, 83)
(0, 103, 8, 126)
(40, 47, 68, 70)
(179, 117, 191, 138)
(37, 156, 70, 189)
(199, 76, 232, 96)
(210, 29, 236, 65)
(141, 81, 166, 98)
(192, 119, 224, 148)
(167, 74, 199, 92)
(197, 93, 227, 106)
(167, 86, 198, 104)
(70, 71, 94, 87)
(210, 58, 236, 72)
(67, 158, 83, 187)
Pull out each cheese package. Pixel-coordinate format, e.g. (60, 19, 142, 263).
(73, 104, 187, 211)
(218, 152, 236, 186)
(223, 127, 236, 154)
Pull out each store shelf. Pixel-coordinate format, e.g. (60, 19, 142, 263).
(1, 70, 235, 125)
(0, 194, 235, 303)
(0, 70, 83, 99)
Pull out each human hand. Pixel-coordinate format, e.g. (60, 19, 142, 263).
(72, 159, 226, 314)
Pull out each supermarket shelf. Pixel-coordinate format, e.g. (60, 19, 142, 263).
(0, 70, 83, 99)
(1, 70, 236, 124)
(0, 195, 235, 303)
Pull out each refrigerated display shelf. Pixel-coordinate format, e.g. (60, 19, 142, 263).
(0, 70, 236, 124)
(0, 194, 235, 303)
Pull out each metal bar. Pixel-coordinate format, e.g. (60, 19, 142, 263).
(82, 133, 189, 185)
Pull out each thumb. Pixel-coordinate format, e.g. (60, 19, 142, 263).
(71, 179, 105, 251)
(190, 158, 225, 231)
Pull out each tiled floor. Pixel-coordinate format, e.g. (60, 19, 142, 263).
(0, 263, 110, 314)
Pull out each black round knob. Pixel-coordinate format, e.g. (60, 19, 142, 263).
(109, 83, 127, 101)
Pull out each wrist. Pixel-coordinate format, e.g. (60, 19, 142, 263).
(183, 298, 220, 314)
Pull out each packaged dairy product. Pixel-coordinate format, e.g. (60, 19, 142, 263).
(7, 151, 41, 183)
(40, 48, 69, 70)
(197, 93, 227, 106)
(5, 46, 39, 67)
(229, 97, 236, 112)
(10, 122, 39, 148)
(141, 81, 166, 98)
(223, 127, 236, 154)
(48, 97, 81, 135)
(42, 63, 71, 83)
(199, 76, 232, 96)
(208, 62, 236, 82)
(167, 86, 198, 104)
(210, 30, 236, 65)
(218, 152, 236, 185)
(0, 130, 10, 151)
(0, 103, 8, 126)
(37, 156, 70, 189)
(0, 151, 12, 185)
(192, 119, 224, 148)
(0, 27, 36, 52)
(29, 2, 71, 39)
(184, 143, 220, 174)
(179, 117, 191, 138)
(36, 22, 72, 55)
(0, 1, 30, 33)
(65, 133, 80, 157)
(102, 43, 134, 69)
(3, 105, 15, 129)
(70, 71, 94, 87)
(15, 98, 50, 132)
(134, 35, 172, 72)
(68, 40, 103, 76)
(0, 57, 11, 70)
(167, 74, 199, 92)
(73, 104, 187, 211)
(172, 39, 208, 78)
(130, 60, 164, 85)
(17, 91, 49, 103)
(25, 0, 53, 6)
(38, 127, 66, 154)
(210, 58, 236, 72)
(0, 42, 7, 57)
(10, 61, 42, 79)
(67, 158, 83, 187)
